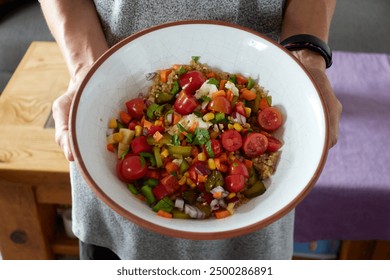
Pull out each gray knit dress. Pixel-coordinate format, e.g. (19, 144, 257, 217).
(71, 0, 294, 259)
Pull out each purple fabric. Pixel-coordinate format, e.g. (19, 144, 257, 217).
(294, 51, 390, 242)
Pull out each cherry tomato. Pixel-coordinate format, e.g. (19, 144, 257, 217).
(128, 120, 139, 130)
(208, 96, 232, 115)
(131, 136, 153, 154)
(225, 174, 246, 193)
(221, 130, 242, 152)
(116, 158, 127, 182)
(203, 139, 223, 158)
(229, 160, 249, 178)
(242, 133, 268, 157)
(258, 107, 282, 131)
(266, 136, 282, 152)
(234, 101, 246, 117)
(179, 70, 206, 95)
(120, 155, 148, 181)
(125, 98, 146, 120)
(174, 91, 199, 115)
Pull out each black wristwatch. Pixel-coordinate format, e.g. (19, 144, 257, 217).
(280, 34, 333, 68)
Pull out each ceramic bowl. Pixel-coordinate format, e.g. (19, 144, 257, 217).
(70, 20, 329, 239)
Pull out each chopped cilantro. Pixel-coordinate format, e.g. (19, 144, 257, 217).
(191, 56, 200, 63)
(193, 128, 210, 146)
(207, 78, 219, 87)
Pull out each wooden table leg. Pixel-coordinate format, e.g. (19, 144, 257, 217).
(0, 181, 56, 259)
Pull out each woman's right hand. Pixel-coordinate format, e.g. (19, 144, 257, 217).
(52, 66, 91, 161)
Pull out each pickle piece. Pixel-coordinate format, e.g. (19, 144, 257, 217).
(243, 180, 266, 198)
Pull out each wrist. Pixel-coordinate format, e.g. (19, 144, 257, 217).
(291, 48, 327, 71)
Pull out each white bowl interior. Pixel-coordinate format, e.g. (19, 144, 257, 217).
(72, 22, 327, 236)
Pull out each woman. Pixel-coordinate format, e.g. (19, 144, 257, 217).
(39, 0, 341, 260)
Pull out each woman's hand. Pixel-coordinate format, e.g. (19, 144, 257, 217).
(292, 49, 342, 148)
(52, 66, 91, 161)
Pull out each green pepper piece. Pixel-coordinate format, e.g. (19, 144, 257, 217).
(229, 74, 236, 84)
(207, 78, 219, 87)
(172, 209, 190, 219)
(141, 185, 156, 205)
(147, 133, 172, 146)
(140, 152, 156, 167)
(146, 103, 159, 120)
(153, 146, 163, 168)
(247, 77, 255, 90)
(168, 145, 192, 157)
(127, 184, 139, 195)
(214, 112, 225, 122)
(251, 90, 262, 115)
(179, 160, 190, 174)
(155, 91, 175, 104)
(170, 81, 180, 95)
(152, 197, 174, 212)
(144, 178, 159, 187)
(243, 180, 266, 198)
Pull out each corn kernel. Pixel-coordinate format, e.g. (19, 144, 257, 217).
(207, 158, 216, 170)
(244, 107, 251, 118)
(227, 192, 236, 200)
(135, 125, 143, 137)
(178, 176, 187, 185)
(227, 202, 236, 215)
(197, 152, 207, 161)
(113, 132, 123, 142)
(233, 123, 243, 132)
(203, 112, 215, 122)
(183, 171, 190, 177)
(160, 148, 169, 158)
(228, 124, 234, 130)
(108, 118, 118, 129)
(186, 177, 196, 188)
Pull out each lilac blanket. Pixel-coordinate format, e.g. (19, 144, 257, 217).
(294, 51, 390, 242)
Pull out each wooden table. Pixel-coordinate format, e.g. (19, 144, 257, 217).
(0, 42, 79, 259)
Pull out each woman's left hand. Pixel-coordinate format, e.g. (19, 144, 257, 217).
(292, 49, 342, 148)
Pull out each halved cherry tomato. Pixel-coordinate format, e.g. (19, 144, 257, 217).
(125, 98, 146, 120)
(234, 101, 246, 117)
(229, 160, 249, 178)
(258, 107, 283, 131)
(174, 91, 199, 115)
(208, 96, 232, 115)
(203, 139, 223, 158)
(267, 136, 282, 152)
(131, 136, 153, 154)
(120, 155, 148, 181)
(221, 130, 242, 152)
(179, 70, 206, 95)
(242, 133, 268, 157)
(225, 174, 246, 192)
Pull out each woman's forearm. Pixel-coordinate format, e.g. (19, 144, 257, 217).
(281, 0, 336, 42)
(39, 0, 109, 80)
